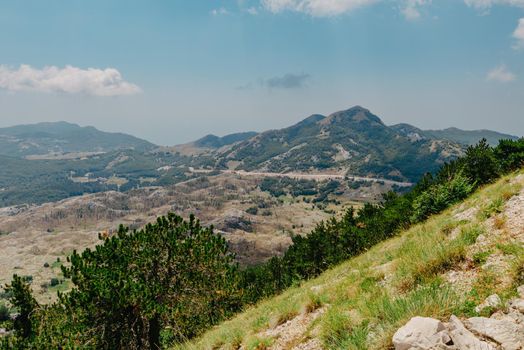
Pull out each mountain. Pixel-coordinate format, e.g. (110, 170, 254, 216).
(179, 170, 524, 350)
(194, 131, 258, 148)
(210, 106, 464, 182)
(423, 127, 519, 146)
(0, 121, 156, 158)
(391, 124, 519, 146)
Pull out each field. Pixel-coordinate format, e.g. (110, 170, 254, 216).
(0, 172, 399, 303)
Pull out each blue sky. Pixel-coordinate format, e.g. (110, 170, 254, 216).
(0, 0, 523, 145)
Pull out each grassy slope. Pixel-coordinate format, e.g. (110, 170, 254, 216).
(175, 170, 524, 350)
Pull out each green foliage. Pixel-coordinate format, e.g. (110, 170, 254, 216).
(0, 303, 9, 322)
(4, 214, 241, 349)
(494, 138, 524, 172)
(61, 213, 240, 349)
(411, 173, 474, 222)
(49, 278, 59, 287)
(463, 138, 499, 185)
(473, 251, 492, 266)
(5, 274, 38, 339)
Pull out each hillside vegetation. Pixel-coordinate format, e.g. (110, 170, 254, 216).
(176, 169, 524, 350)
(209, 107, 464, 182)
(1, 138, 522, 349)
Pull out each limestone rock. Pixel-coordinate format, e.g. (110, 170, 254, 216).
(464, 317, 524, 350)
(393, 316, 451, 350)
(517, 285, 524, 299)
(475, 294, 502, 313)
(448, 315, 495, 350)
(511, 299, 524, 314)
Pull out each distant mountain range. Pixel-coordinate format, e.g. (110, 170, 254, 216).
(390, 123, 518, 146)
(0, 121, 155, 158)
(0, 108, 519, 206)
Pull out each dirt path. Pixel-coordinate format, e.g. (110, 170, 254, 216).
(221, 170, 413, 187)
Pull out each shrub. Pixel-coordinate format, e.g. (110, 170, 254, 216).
(0, 303, 9, 322)
(463, 138, 499, 185)
(246, 207, 258, 215)
(49, 278, 59, 287)
(411, 174, 474, 222)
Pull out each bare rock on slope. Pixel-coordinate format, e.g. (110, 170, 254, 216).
(448, 315, 494, 350)
(393, 286, 524, 350)
(464, 317, 524, 350)
(475, 294, 502, 313)
(392, 316, 452, 350)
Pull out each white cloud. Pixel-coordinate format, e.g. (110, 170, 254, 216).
(0, 64, 141, 96)
(211, 7, 230, 15)
(259, 0, 524, 18)
(401, 0, 430, 21)
(513, 18, 524, 49)
(464, 0, 524, 11)
(261, 0, 432, 18)
(261, 0, 377, 17)
(486, 64, 516, 82)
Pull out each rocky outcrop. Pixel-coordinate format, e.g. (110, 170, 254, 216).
(393, 288, 524, 350)
(392, 317, 451, 350)
(448, 315, 494, 350)
(465, 317, 523, 350)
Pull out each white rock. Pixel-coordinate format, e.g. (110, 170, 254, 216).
(448, 315, 495, 350)
(475, 294, 502, 313)
(512, 299, 524, 314)
(518, 285, 524, 299)
(392, 317, 449, 350)
(465, 317, 524, 350)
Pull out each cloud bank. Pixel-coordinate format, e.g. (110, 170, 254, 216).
(463, 0, 524, 10)
(486, 64, 516, 82)
(260, 0, 524, 18)
(0, 65, 141, 96)
(261, 0, 377, 17)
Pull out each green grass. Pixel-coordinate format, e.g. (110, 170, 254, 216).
(173, 171, 524, 350)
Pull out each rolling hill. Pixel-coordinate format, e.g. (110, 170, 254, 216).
(194, 132, 258, 148)
(391, 123, 519, 146)
(0, 121, 156, 158)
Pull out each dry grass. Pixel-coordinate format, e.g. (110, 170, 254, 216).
(1, 173, 370, 302)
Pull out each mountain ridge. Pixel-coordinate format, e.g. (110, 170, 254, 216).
(0, 121, 156, 158)
(207, 106, 464, 182)
(391, 123, 519, 146)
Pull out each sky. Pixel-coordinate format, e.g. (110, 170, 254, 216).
(0, 0, 523, 145)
